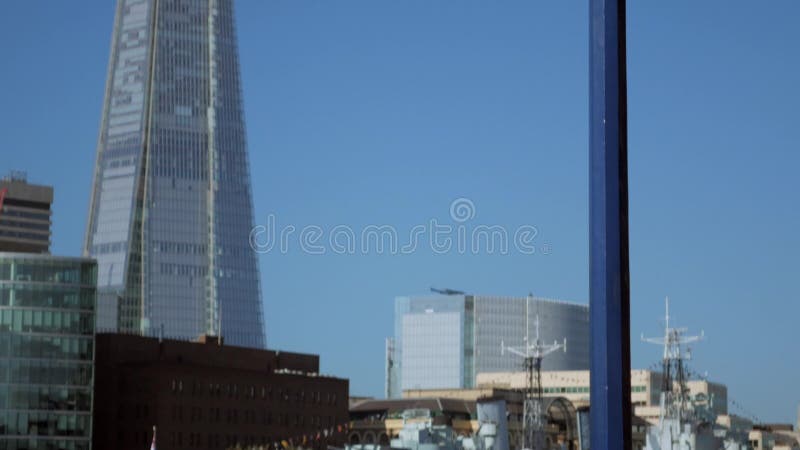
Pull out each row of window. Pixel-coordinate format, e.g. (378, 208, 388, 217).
(0, 385, 92, 411)
(0, 287, 94, 310)
(153, 240, 208, 255)
(0, 411, 90, 437)
(541, 385, 647, 394)
(159, 262, 208, 277)
(89, 240, 126, 255)
(0, 208, 50, 222)
(0, 230, 48, 242)
(171, 380, 340, 406)
(151, 239, 256, 259)
(0, 334, 93, 361)
(0, 219, 50, 231)
(0, 263, 95, 286)
(157, 404, 337, 429)
(0, 437, 88, 450)
(0, 360, 92, 386)
(0, 309, 94, 335)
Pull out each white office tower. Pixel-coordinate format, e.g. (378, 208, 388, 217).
(387, 293, 589, 397)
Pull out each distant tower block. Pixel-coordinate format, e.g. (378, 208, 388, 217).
(0, 173, 53, 254)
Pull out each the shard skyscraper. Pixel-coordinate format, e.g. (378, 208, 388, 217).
(84, 0, 266, 348)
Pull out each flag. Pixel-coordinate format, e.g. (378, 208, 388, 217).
(150, 426, 157, 450)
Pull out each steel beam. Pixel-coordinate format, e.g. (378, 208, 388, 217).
(589, 0, 632, 449)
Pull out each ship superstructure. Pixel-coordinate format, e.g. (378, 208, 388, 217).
(642, 299, 750, 450)
(501, 295, 567, 450)
(344, 399, 509, 450)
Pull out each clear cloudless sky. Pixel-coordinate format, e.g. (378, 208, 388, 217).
(1, 1, 798, 423)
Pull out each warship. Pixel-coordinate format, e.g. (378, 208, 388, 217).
(344, 398, 510, 450)
(642, 299, 751, 450)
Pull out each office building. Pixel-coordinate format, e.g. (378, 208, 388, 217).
(477, 369, 662, 410)
(477, 369, 729, 425)
(747, 427, 800, 450)
(92, 333, 349, 450)
(0, 172, 53, 254)
(387, 294, 589, 397)
(84, 0, 265, 347)
(0, 253, 97, 450)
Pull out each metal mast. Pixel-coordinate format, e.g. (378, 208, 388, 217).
(501, 295, 567, 450)
(641, 298, 704, 425)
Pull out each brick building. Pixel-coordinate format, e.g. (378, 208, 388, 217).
(93, 333, 349, 450)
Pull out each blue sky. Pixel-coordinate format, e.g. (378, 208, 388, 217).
(1, 1, 798, 423)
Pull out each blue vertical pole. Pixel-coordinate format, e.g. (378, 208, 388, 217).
(589, 0, 631, 449)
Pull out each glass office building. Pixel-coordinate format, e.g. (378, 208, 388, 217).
(0, 253, 97, 450)
(388, 294, 590, 397)
(84, 0, 266, 347)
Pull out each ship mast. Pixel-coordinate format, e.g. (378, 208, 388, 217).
(642, 298, 704, 425)
(501, 294, 567, 450)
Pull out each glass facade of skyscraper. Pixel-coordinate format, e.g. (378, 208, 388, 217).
(0, 253, 97, 450)
(84, 0, 265, 348)
(388, 294, 590, 397)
